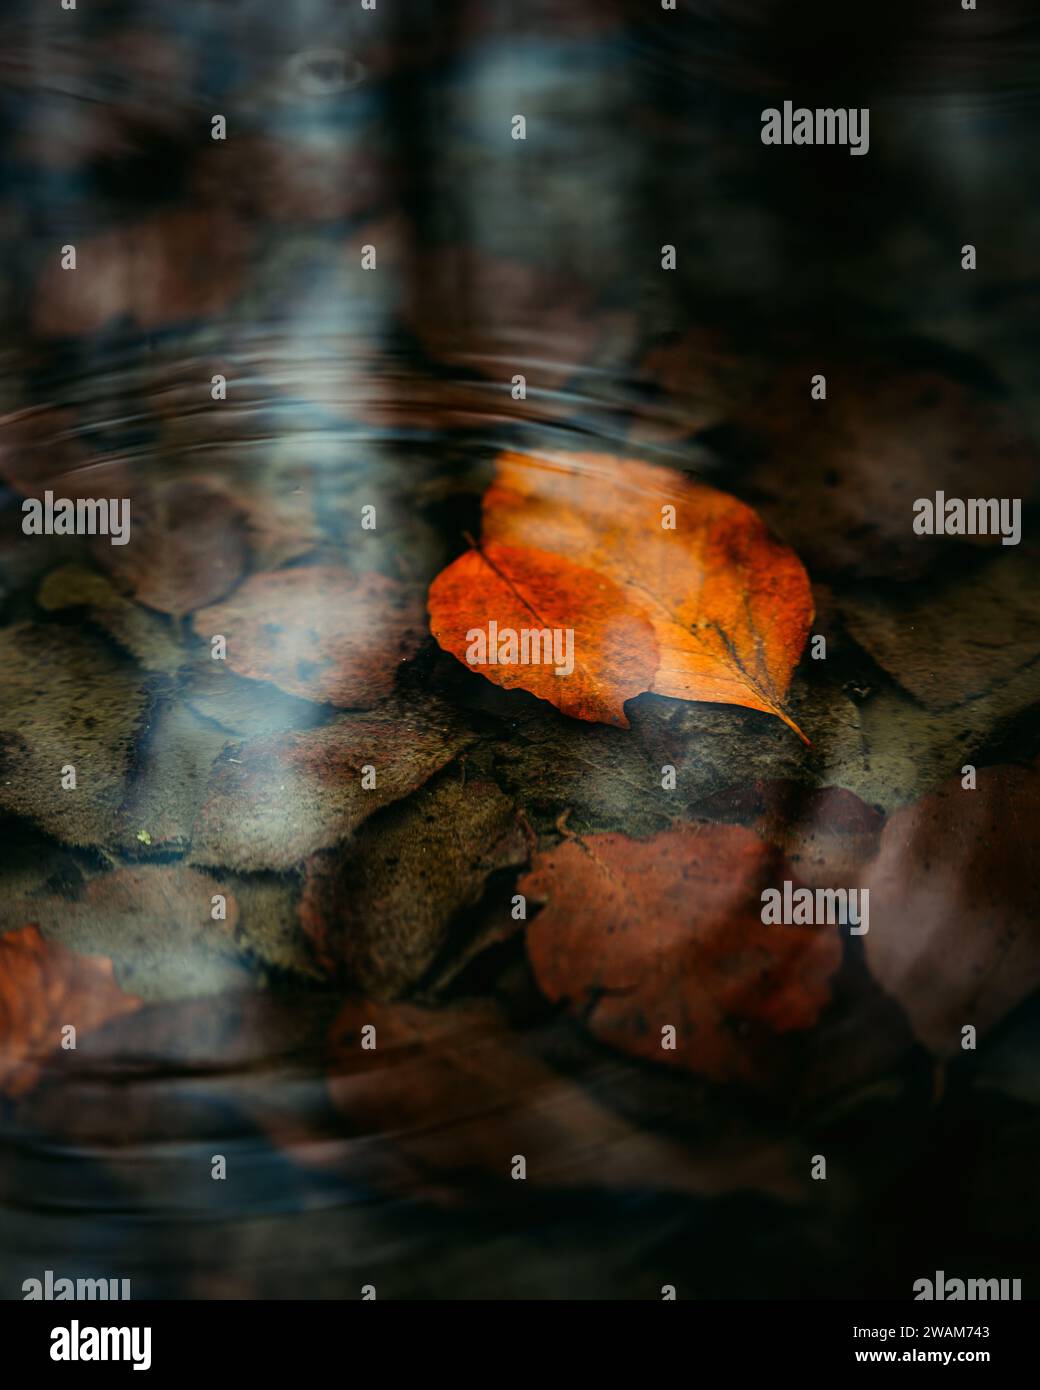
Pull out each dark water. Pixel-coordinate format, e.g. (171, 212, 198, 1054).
(1, 0, 1039, 1300)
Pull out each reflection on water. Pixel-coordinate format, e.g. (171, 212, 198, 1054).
(2, 0, 1040, 1299)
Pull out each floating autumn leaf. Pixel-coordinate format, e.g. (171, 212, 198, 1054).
(428, 451, 812, 736)
(429, 540, 658, 727)
(193, 565, 426, 708)
(0, 925, 141, 1098)
(521, 824, 842, 1085)
(490, 453, 813, 731)
(864, 762, 1040, 1057)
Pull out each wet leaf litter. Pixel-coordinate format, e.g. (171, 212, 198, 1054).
(3, 433, 1037, 1291)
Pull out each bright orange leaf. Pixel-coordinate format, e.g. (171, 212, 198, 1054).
(429, 451, 813, 736)
(428, 540, 658, 727)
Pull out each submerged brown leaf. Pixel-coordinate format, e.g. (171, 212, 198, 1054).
(864, 762, 1040, 1056)
(96, 477, 249, 617)
(193, 565, 426, 708)
(0, 925, 141, 1098)
(189, 696, 472, 871)
(521, 823, 842, 1085)
(300, 775, 528, 994)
